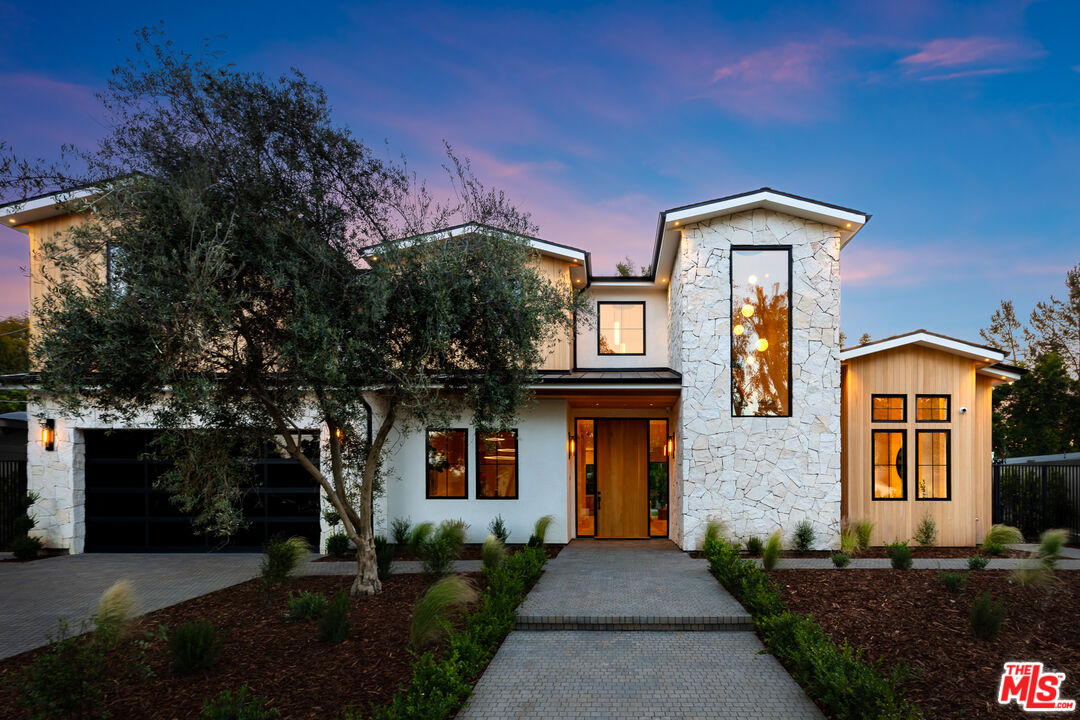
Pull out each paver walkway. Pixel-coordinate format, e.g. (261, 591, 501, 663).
(458, 540, 824, 720)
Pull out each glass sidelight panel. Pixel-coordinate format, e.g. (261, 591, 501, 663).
(648, 420, 669, 537)
(575, 419, 596, 536)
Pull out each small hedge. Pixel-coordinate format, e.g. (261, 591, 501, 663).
(705, 537, 922, 720)
(357, 545, 548, 720)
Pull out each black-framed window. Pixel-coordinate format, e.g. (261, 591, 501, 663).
(871, 394, 906, 422)
(916, 395, 950, 423)
(597, 301, 645, 355)
(916, 430, 950, 500)
(872, 429, 906, 500)
(476, 430, 518, 499)
(426, 428, 468, 499)
(730, 246, 792, 417)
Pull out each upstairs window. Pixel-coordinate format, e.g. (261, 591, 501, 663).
(598, 302, 645, 355)
(872, 395, 906, 422)
(476, 430, 518, 499)
(426, 429, 468, 499)
(731, 247, 791, 416)
(916, 395, 950, 422)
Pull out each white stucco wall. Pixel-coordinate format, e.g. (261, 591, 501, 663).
(674, 209, 843, 550)
(575, 286, 670, 369)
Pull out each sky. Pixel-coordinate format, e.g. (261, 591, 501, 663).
(0, 0, 1078, 342)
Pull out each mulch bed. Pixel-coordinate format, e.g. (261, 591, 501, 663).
(0, 572, 482, 720)
(0, 550, 68, 563)
(688, 546, 1025, 560)
(771, 569, 1080, 718)
(316, 542, 563, 562)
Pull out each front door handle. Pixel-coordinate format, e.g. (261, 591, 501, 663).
(596, 491, 602, 510)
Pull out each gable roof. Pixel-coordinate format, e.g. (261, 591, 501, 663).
(0, 184, 102, 229)
(840, 329, 1005, 362)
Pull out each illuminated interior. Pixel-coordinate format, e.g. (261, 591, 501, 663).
(477, 430, 517, 498)
(872, 395, 905, 422)
(916, 430, 949, 499)
(575, 419, 596, 535)
(731, 249, 790, 416)
(916, 395, 949, 422)
(426, 429, 467, 498)
(598, 303, 645, 355)
(648, 419, 668, 537)
(873, 430, 906, 499)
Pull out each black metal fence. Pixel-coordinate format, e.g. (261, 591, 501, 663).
(992, 462, 1080, 541)
(0, 460, 28, 549)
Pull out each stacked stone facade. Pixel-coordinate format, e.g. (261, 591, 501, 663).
(673, 209, 842, 550)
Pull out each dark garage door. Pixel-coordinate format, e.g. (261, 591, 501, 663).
(85, 430, 321, 552)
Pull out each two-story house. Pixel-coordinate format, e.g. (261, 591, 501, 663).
(0, 187, 1021, 552)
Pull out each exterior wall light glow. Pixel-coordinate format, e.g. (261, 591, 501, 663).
(41, 419, 55, 451)
(667, 434, 674, 456)
(567, 433, 575, 457)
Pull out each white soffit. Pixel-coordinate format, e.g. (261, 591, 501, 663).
(840, 331, 1006, 364)
(0, 187, 100, 229)
(977, 366, 1022, 383)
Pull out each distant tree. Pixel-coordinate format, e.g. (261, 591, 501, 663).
(1026, 263, 1080, 379)
(980, 299, 1026, 366)
(993, 353, 1078, 457)
(838, 331, 846, 347)
(0, 315, 29, 413)
(614, 255, 651, 277)
(859, 333, 872, 345)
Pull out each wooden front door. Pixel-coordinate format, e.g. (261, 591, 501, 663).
(596, 419, 648, 538)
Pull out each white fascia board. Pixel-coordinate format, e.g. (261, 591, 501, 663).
(0, 187, 100, 226)
(665, 191, 868, 229)
(531, 383, 682, 391)
(588, 281, 657, 288)
(364, 223, 586, 264)
(976, 367, 1022, 382)
(840, 333, 1006, 363)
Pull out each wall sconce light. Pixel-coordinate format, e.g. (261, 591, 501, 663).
(567, 433, 575, 458)
(667, 433, 675, 457)
(41, 419, 55, 451)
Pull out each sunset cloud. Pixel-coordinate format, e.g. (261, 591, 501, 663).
(898, 36, 1044, 79)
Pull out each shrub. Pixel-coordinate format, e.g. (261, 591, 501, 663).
(200, 685, 281, 720)
(390, 517, 412, 547)
(421, 520, 468, 578)
(1037, 528, 1069, 571)
(1010, 564, 1056, 588)
(982, 524, 1022, 551)
(761, 530, 782, 571)
(839, 525, 859, 554)
(831, 552, 851, 568)
(888, 543, 913, 570)
(317, 590, 351, 643)
(322, 507, 341, 528)
(260, 535, 308, 595)
(969, 592, 1006, 641)
(285, 590, 328, 623)
(375, 535, 394, 580)
(913, 515, 937, 547)
(939, 571, 966, 593)
(745, 536, 764, 556)
(481, 534, 505, 572)
(408, 521, 435, 553)
(854, 520, 874, 551)
(967, 555, 990, 570)
(325, 531, 350, 556)
(10, 534, 43, 560)
(487, 515, 510, 544)
(527, 515, 554, 547)
(14, 620, 108, 720)
(701, 519, 726, 551)
(94, 579, 137, 642)
(168, 620, 223, 672)
(793, 520, 815, 552)
(410, 574, 479, 650)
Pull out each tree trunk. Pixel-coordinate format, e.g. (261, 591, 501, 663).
(349, 397, 397, 596)
(351, 529, 382, 596)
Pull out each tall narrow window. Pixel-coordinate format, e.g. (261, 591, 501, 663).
(731, 247, 791, 416)
(575, 419, 596, 536)
(872, 430, 906, 500)
(916, 430, 950, 500)
(916, 395, 950, 422)
(648, 420, 669, 537)
(872, 395, 906, 422)
(426, 429, 468, 498)
(598, 302, 645, 355)
(476, 430, 518, 499)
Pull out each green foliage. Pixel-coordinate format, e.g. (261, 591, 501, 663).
(1037, 528, 1069, 570)
(888, 542, 913, 570)
(322, 507, 341, 528)
(375, 535, 395, 580)
(410, 575, 479, 650)
(13, 620, 108, 720)
(527, 515, 554, 547)
(94, 579, 137, 642)
(8, 491, 42, 559)
(745, 536, 764, 556)
(324, 531, 350, 557)
(913, 515, 937, 547)
(983, 524, 1022, 551)
(991, 351, 1080, 458)
(168, 620, 223, 673)
(487, 515, 510, 544)
(481, 534, 506, 572)
(702, 519, 726, 550)
(260, 536, 308, 595)
(0, 315, 28, 413)
(967, 555, 990, 570)
(409, 521, 435, 553)
(854, 520, 874, 551)
(839, 526, 859, 554)
(1009, 564, 1056, 588)
(969, 592, 1006, 641)
(317, 590, 351, 643)
(285, 590, 328, 623)
(199, 685, 281, 720)
(391, 517, 413, 547)
(831, 552, 851, 568)
(10, 534, 44, 560)
(705, 541, 921, 719)
(793, 520, 815, 552)
(938, 572, 967, 593)
(421, 520, 468, 578)
(762, 530, 782, 571)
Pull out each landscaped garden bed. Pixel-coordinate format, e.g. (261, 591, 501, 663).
(689, 546, 1024, 560)
(316, 542, 563, 562)
(772, 569, 1080, 719)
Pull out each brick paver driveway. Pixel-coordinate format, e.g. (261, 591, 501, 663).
(458, 540, 824, 720)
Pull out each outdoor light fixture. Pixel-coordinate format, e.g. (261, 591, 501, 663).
(567, 433, 575, 458)
(40, 419, 55, 451)
(667, 434, 675, 457)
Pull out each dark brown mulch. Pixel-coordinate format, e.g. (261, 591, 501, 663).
(771, 569, 1080, 719)
(687, 546, 1025, 560)
(317, 542, 563, 562)
(0, 572, 481, 720)
(0, 550, 67, 563)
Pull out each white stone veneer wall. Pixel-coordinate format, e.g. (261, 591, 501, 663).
(675, 209, 842, 550)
